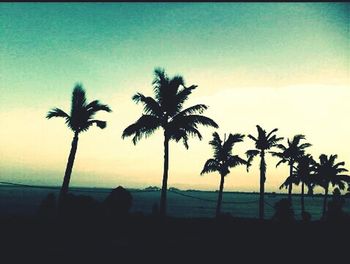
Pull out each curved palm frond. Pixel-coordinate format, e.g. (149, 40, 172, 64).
(173, 85, 197, 113)
(266, 128, 279, 139)
(223, 133, 245, 151)
(85, 100, 112, 115)
(46, 108, 70, 121)
(201, 159, 220, 175)
(247, 134, 258, 142)
(176, 104, 208, 116)
(122, 114, 161, 145)
(227, 155, 247, 167)
(132, 92, 162, 117)
(246, 149, 260, 171)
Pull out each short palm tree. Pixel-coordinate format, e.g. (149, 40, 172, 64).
(201, 132, 247, 217)
(271, 135, 311, 201)
(313, 154, 349, 218)
(293, 154, 316, 214)
(46, 84, 112, 205)
(246, 125, 283, 219)
(122, 68, 218, 217)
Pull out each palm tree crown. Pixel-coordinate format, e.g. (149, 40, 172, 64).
(201, 132, 247, 177)
(314, 154, 349, 191)
(272, 135, 312, 168)
(47, 84, 112, 132)
(246, 125, 283, 174)
(122, 68, 218, 147)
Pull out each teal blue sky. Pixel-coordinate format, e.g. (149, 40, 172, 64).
(0, 3, 349, 192)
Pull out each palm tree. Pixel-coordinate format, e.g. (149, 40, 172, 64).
(271, 135, 311, 201)
(246, 125, 283, 220)
(293, 154, 316, 214)
(122, 68, 218, 217)
(46, 84, 111, 206)
(313, 154, 349, 218)
(201, 132, 247, 217)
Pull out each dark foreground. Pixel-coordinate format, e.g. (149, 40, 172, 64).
(1, 215, 349, 264)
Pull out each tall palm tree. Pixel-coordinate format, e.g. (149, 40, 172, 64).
(246, 125, 283, 220)
(46, 84, 112, 205)
(271, 135, 311, 201)
(313, 154, 349, 218)
(201, 132, 247, 217)
(293, 154, 316, 214)
(122, 68, 218, 217)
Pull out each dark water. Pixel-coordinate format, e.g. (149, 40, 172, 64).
(1, 185, 349, 220)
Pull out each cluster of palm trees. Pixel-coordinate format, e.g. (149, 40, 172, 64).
(47, 68, 350, 219)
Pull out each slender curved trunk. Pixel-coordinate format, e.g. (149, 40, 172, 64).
(259, 151, 266, 220)
(301, 182, 305, 213)
(288, 161, 293, 202)
(58, 131, 79, 207)
(322, 185, 329, 219)
(160, 130, 169, 217)
(216, 174, 225, 218)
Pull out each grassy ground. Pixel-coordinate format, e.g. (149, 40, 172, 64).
(1, 214, 349, 263)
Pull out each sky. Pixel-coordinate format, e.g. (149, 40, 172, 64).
(0, 3, 349, 193)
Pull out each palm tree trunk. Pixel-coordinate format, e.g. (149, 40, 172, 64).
(259, 151, 266, 220)
(288, 162, 293, 202)
(322, 186, 329, 219)
(160, 131, 169, 217)
(58, 131, 79, 207)
(301, 182, 305, 213)
(216, 174, 225, 218)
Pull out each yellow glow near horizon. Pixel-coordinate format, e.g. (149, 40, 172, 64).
(1, 81, 349, 193)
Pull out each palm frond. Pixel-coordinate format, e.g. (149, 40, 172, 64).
(299, 143, 312, 150)
(201, 159, 220, 175)
(222, 133, 244, 155)
(46, 108, 70, 120)
(247, 134, 258, 142)
(132, 93, 162, 117)
(176, 104, 208, 116)
(246, 149, 260, 171)
(266, 128, 278, 139)
(85, 100, 112, 116)
(174, 85, 197, 113)
(227, 155, 247, 168)
(122, 115, 161, 144)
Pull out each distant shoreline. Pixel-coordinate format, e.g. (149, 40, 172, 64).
(0, 182, 333, 197)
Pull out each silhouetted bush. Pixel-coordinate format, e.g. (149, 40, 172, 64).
(152, 202, 159, 217)
(301, 211, 311, 222)
(325, 188, 349, 222)
(37, 193, 56, 220)
(60, 193, 101, 221)
(272, 198, 295, 223)
(103, 186, 133, 219)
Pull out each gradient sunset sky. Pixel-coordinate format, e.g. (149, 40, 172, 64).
(0, 3, 349, 192)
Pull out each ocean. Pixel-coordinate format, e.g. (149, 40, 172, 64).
(1, 184, 349, 220)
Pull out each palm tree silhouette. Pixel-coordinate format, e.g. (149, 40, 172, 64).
(46, 84, 111, 206)
(313, 154, 349, 218)
(246, 125, 283, 220)
(293, 154, 316, 214)
(122, 68, 218, 217)
(201, 132, 247, 217)
(271, 135, 311, 201)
